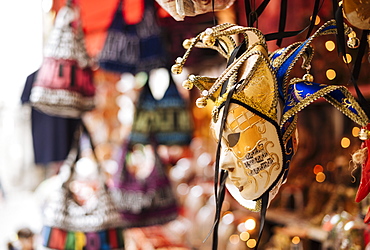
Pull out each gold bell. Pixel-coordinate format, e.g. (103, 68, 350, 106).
(202, 35, 216, 46)
(359, 128, 370, 140)
(303, 73, 314, 82)
(347, 37, 360, 49)
(196, 97, 208, 108)
(182, 39, 192, 49)
(171, 64, 183, 74)
(182, 79, 194, 90)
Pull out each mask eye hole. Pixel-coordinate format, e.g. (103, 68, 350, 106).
(227, 133, 240, 148)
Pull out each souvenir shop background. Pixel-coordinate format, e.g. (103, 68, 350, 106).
(1, 0, 370, 249)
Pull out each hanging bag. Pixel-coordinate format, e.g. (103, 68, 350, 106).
(111, 140, 179, 228)
(41, 123, 125, 250)
(30, 1, 95, 118)
(129, 69, 193, 146)
(155, 0, 236, 21)
(154, 69, 193, 146)
(129, 79, 157, 145)
(98, 0, 166, 74)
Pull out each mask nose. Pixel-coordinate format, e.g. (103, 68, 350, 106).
(219, 147, 236, 171)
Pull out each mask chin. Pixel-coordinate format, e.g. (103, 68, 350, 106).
(226, 173, 286, 211)
(225, 178, 259, 210)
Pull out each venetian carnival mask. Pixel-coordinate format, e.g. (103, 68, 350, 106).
(171, 24, 287, 209)
(210, 103, 284, 202)
(208, 45, 285, 207)
(172, 20, 369, 212)
(171, 19, 370, 250)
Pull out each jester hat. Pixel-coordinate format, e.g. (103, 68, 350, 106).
(172, 20, 370, 248)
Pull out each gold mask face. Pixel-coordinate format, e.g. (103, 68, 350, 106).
(171, 23, 287, 209)
(211, 103, 284, 201)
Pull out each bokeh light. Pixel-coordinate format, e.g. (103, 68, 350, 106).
(352, 127, 360, 137)
(245, 218, 256, 231)
(343, 53, 352, 63)
(222, 212, 234, 225)
(292, 236, 301, 244)
(237, 222, 247, 232)
(310, 15, 321, 25)
(246, 239, 257, 248)
(326, 69, 336, 80)
(325, 41, 335, 51)
(177, 183, 189, 196)
(344, 221, 354, 231)
(240, 232, 250, 241)
(341, 137, 351, 148)
(316, 172, 326, 182)
(190, 185, 203, 197)
(229, 234, 240, 245)
(313, 164, 324, 175)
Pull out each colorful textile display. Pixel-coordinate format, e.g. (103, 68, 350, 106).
(41, 123, 124, 250)
(111, 141, 179, 228)
(31, 58, 95, 118)
(129, 70, 193, 146)
(155, 73, 193, 145)
(98, 0, 166, 74)
(42, 226, 124, 250)
(21, 70, 82, 165)
(30, 1, 95, 118)
(128, 80, 157, 145)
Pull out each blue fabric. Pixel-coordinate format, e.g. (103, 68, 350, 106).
(273, 24, 338, 99)
(152, 76, 193, 145)
(275, 41, 308, 97)
(129, 81, 156, 145)
(271, 23, 361, 177)
(98, 0, 166, 74)
(129, 73, 193, 146)
(283, 136, 294, 179)
(282, 80, 364, 132)
(21, 71, 81, 165)
(330, 88, 361, 115)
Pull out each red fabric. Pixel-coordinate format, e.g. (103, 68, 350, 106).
(365, 206, 370, 224)
(355, 123, 370, 203)
(35, 58, 95, 96)
(108, 229, 119, 249)
(53, 0, 148, 56)
(123, 0, 144, 25)
(54, 0, 145, 30)
(48, 228, 67, 249)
